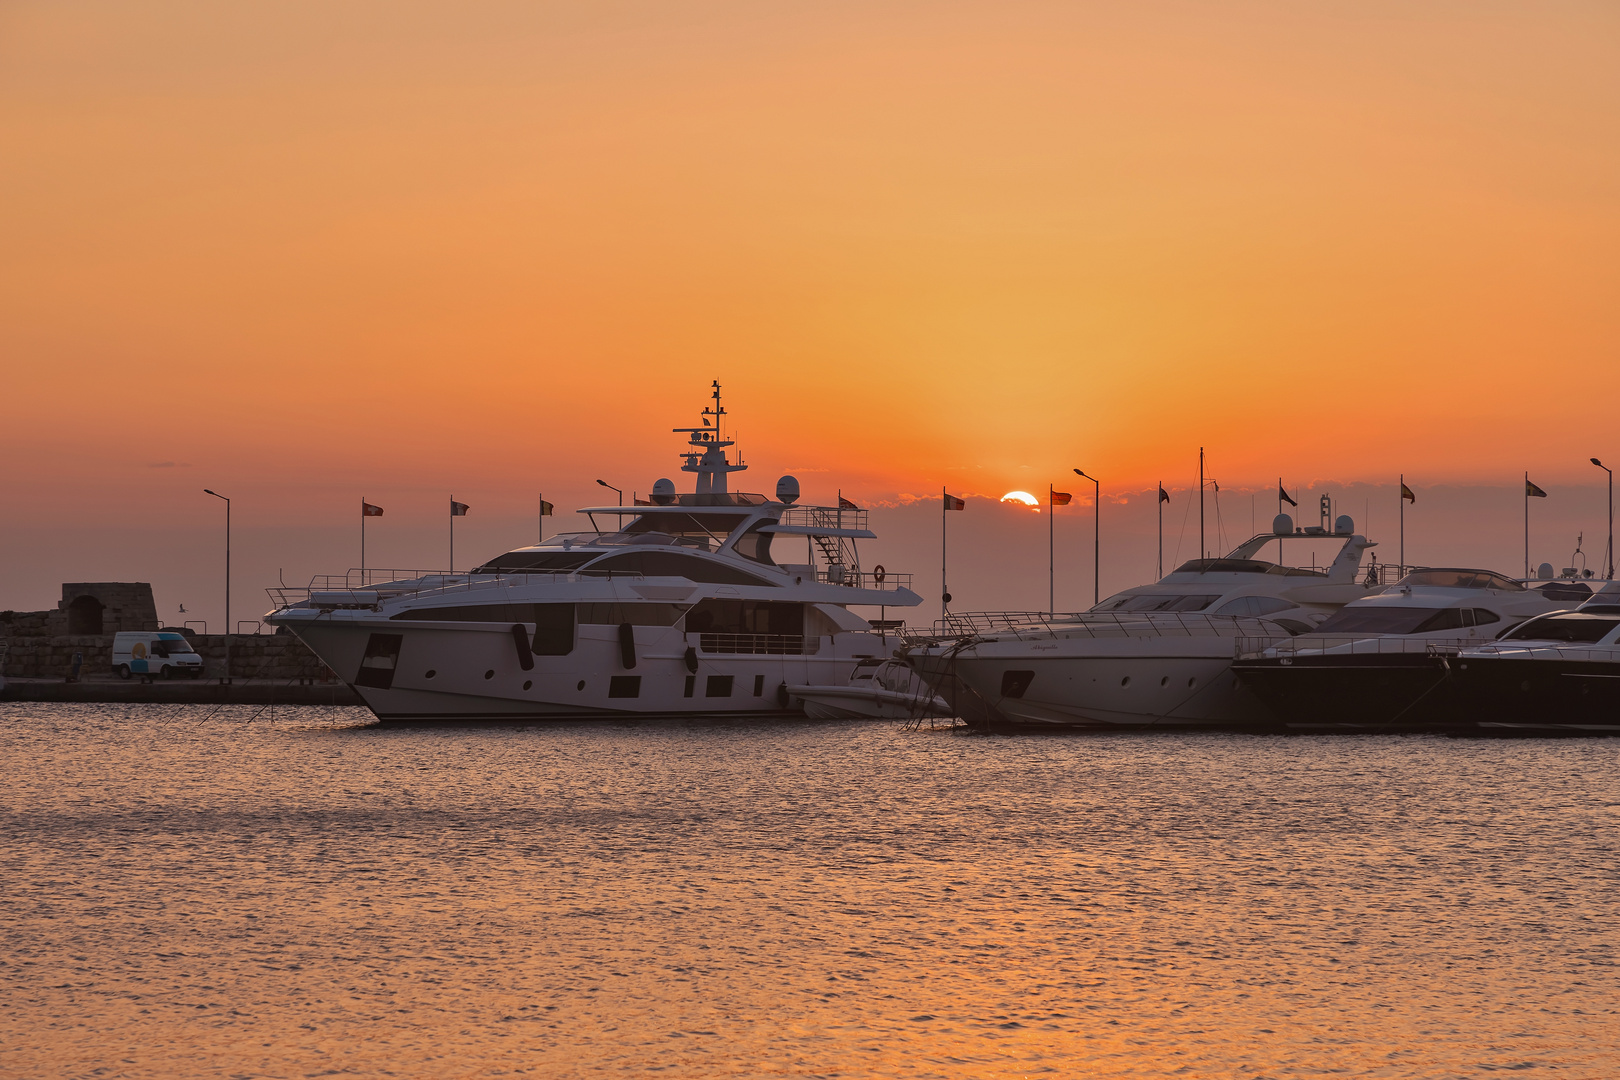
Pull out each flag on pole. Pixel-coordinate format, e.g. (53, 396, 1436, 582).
(945, 494, 965, 511)
(1526, 480, 1548, 498)
(539, 499, 554, 516)
(1051, 490, 1073, 506)
(362, 501, 384, 517)
(839, 496, 860, 510)
(1159, 485, 1170, 504)
(1401, 483, 1416, 503)
(450, 500, 470, 516)
(1278, 484, 1297, 507)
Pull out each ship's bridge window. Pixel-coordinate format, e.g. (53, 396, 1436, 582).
(1396, 569, 1524, 591)
(608, 512, 751, 552)
(583, 550, 773, 586)
(1501, 611, 1620, 643)
(685, 599, 803, 636)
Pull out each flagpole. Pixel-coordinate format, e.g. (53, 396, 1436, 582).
(1524, 471, 1529, 579)
(1199, 448, 1205, 563)
(450, 495, 455, 574)
(361, 496, 366, 575)
(941, 485, 948, 617)
(1048, 483, 1055, 614)
(539, 493, 543, 544)
(1157, 482, 1163, 580)
(1399, 474, 1405, 575)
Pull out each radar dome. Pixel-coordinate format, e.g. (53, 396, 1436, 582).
(775, 475, 801, 505)
(1334, 514, 1354, 535)
(650, 478, 677, 505)
(1272, 513, 1294, 535)
(1537, 562, 1555, 580)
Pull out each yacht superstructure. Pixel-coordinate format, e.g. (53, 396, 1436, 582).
(901, 515, 1378, 729)
(265, 386, 921, 721)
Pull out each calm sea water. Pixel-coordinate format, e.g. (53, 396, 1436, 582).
(2, 704, 1617, 1079)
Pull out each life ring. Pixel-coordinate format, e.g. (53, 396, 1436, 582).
(872, 564, 886, 584)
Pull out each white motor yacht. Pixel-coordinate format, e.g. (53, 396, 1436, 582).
(1451, 592, 1620, 735)
(1232, 567, 1596, 730)
(901, 514, 1377, 729)
(264, 386, 921, 722)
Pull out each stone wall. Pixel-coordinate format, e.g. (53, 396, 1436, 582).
(56, 583, 160, 636)
(1, 631, 336, 682)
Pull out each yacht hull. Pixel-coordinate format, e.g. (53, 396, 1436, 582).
(1451, 654, 1620, 735)
(946, 639, 1276, 729)
(1232, 654, 1462, 732)
(282, 619, 882, 723)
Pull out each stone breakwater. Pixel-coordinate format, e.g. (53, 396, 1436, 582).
(1, 632, 333, 682)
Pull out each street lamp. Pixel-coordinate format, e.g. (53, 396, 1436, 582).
(1593, 458, 1613, 580)
(596, 479, 623, 507)
(1074, 469, 1100, 606)
(203, 489, 230, 682)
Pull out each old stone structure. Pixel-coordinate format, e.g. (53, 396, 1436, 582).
(1, 582, 331, 682)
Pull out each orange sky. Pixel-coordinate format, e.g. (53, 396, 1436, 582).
(4, 1, 1619, 619)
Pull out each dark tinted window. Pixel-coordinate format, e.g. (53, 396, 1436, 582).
(1470, 608, 1501, 626)
(392, 603, 540, 622)
(1502, 613, 1620, 643)
(1169, 559, 1273, 574)
(1314, 607, 1444, 635)
(1534, 581, 1593, 602)
(1413, 608, 1467, 633)
(685, 599, 803, 636)
(608, 675, 641, 698)
(1109, 593, 1222, 612)
(471, 551, 597, 574)
(585, 551, 772, 586)
(532, 605, 574, 655)
(577, 603, 686, 626)
(1397, 569, 1524, 591)
(731, 522, 776, 565)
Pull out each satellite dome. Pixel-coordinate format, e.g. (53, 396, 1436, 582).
(650, 478, 677, 505)
(1334, 514, 1354, 535)
(1272, 513, 1294, 536)
(1537, 562, 1555, 580)
(775, 475, 801, 505)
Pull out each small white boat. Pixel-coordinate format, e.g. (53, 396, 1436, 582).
(789, 658, 949, 720)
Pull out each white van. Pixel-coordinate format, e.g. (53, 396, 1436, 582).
(113, 631, 205, 680)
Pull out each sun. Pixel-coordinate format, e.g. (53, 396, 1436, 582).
(1001, 491, 1039, 506)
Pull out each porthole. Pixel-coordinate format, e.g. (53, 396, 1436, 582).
(577, 680, 586, 691)
(1120, 676, 1131, 688)
(1187, 677, 1197, 688)
(1159, 676, 1169, 687)
(484, 669, 495, 680)
(425, 669, 437, 679)
(523, 680, 532, 691)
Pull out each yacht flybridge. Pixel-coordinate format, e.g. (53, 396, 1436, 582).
(265, 385, 921, 721)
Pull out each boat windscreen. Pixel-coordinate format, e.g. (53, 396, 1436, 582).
(1092, 593, 1222, 613)
(1501, 612, 1620, 644)
(1313, 607, 1444, 635)
(472, 551, 598, 574)
(1396, 569, 1524, 591)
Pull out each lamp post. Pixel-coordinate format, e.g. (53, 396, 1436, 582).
(596, 479, 623, 506)
(1074, 469, 1100, 606)
(203, 489, 230, 681)
(1594, 458, 1614, 580)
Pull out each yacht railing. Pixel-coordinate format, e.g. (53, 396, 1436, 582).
(781, 506, 870, 532)
(698, 632, 818, 656)
(1458, 643, 1620, 663)
(914, 610, 1283, 641)
(816, 567, 913, 590)
(266, 568, 646, 611)
(1235, 635, 1475, 660)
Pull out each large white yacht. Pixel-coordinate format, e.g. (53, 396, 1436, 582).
(265, 386, 921, 721)
(900, 514, 1377, 729)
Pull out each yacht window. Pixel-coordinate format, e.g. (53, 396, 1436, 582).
(685, 599, 803, 636)
(1395, 569, 1524, 591)
(584, 551, 773, 586)
(392, 603, 541, 622)
(730, 521, 776, 565)
(1412, 608, 1468, 633)
(1112, 593, 1222, 612)
(472, 551, 597, 574)
(614, 512, 749, 552)
(1470, 609, 1501, 626)
(1314, 607, 1444, 635)
(533, 604, 574, 655)
(1214, 596, 1295, 617)
(1501, 612, 1620, 644)
(576, 603, 686, 626)
(1534, 581, 1593, 602)
(1170, 558, 1273, 574)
